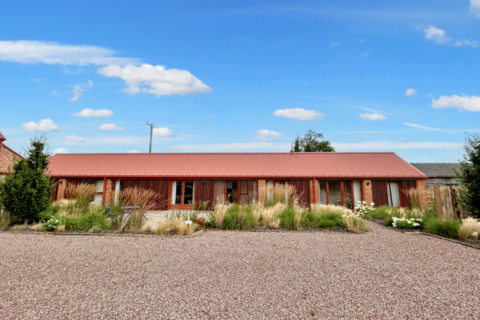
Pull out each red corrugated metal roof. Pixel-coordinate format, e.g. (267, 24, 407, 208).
(0, 132, 6, 141)
(47, 152, 427, 179)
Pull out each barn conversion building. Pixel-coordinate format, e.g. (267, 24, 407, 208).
(0, 132, 22, 179)
(410, 163, 461, 188)
(48, 152, 428, 210)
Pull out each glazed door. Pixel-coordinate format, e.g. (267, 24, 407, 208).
(327, 182, 342, 206)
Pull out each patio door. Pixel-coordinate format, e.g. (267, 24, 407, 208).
(325, 181, 354, 209)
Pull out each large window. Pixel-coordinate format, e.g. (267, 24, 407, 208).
(318, 180, 360, 209)
(171, 181, 194, 205)
(387, 182, 401, 207)
(94, 180, 104, 205)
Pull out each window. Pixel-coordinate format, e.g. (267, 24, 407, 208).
(114, 180, 121, 203)
(353, 181, 362, 208)
(387, 182, 401, 207)
(171, 181, 195, 205)
(317, 180, 360, 209)
(93, 180, 104, 205)
(266, 180, 274, 203)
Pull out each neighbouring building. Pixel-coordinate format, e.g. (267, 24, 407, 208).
(410, 163, 462, 188)
(48, 152, 428, 210)
(0, 132, 22, 179)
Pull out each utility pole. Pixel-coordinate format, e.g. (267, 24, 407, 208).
(146, 122, 158, 153)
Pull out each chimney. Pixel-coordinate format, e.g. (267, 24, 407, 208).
(0, 131, 5, 152)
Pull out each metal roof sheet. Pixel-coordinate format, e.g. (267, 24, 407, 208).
(410, 163, 461, 178)
(48, 152, 427, 179)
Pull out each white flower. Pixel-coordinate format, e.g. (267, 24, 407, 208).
(417, 218, 422, 222)
(407, 221, 411, 224)
(413, 223, 419, 227)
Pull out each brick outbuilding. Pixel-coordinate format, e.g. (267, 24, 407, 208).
(48, 152, 428, 210)
(0, 132, 22, 178)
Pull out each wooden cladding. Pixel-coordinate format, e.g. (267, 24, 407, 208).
(401, 180, 417, 208)
(122, 179, 169, 210)
(372, 180, 388, 207)
(239, 180, 258, 205)
(289, 180, 311, 208)
(194, 179, 216, 210)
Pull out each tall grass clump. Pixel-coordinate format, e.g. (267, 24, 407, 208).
(213, 197, 231, 228)
(310, 203, 350, 215)
(222, 204, 256, 230)
(405, 187, 424, 209)
(458, 218, 480, 240)
(424, 217, 461, 239)
(64, 183, 97, 215)
(117, 187, 159, 231)
(343, 213, 364, 233)
(155, 218, 171, 235)
(63, 207, 110, 231)
(261, 202, 286, 228)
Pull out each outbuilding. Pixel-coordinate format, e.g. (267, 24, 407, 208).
(48, 152, 428, 210)
(0, 132, 22, 179)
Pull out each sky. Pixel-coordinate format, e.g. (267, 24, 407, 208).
(1, 0, 480, 162)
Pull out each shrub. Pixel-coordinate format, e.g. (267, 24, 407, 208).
(365, 206, 391, 220)
(424, 218, 460, 239)
(456, 133, 480, 218)
(458, 218, 480, 240)
(261, 202, 286, 228)
(42, 215, 63, 231)
(63, 210, 110, 232)
(315, 212, 346, 229)
(222, 204, 255, 230)
(389, 217, 423, 229)
(342, 213, 365, 233)
(0, 137, 54, 222)
(354, 201, 375, 217)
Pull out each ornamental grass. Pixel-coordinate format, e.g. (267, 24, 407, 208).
(458, 218, 480, 240)
(64, 183, 97, 215)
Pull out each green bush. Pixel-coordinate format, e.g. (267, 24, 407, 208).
(64, 209, 111, 231)
(281, 208, 346, 229)
(221, 204, 255, 230)
(312, 212, 345, 229)
(364, 206, 392, 219)
(279, 207, 296, 229)
(424, 218, 461, 239)
(38, 204, 61, 222)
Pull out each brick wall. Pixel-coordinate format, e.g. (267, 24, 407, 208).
(258, 180, 267, 202)
(312, 179, 319, 204)
(361, 180, 372, 204)
(309, 180, 314, 205)
(104, 179, 114, 204)
(0, 145, 20, 174)
(417, 179, 428, 209)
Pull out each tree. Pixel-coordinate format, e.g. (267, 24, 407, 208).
(456, 133, 480, 218)
(0, 136, 54, 222)
(291, 130, 335, 152)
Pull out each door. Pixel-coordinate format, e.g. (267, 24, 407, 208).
(328, 182, 342, 206)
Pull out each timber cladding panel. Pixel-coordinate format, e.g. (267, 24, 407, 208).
(194, 180, 226, 209)
(372, 180, 388, 207)
(401, 180, 417, 208)
(121, 179, 169, 210)
(239, 180, 258, 205)
(289, 180, 311, 208)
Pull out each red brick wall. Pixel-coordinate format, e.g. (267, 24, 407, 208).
(104, 179, 114, 204)
(0, 145, 20, 174)
(417, 179, 428, 209)
(309, 180, 314, 205)
(361, 180, 373, 204)
(312, 179, 319, 204)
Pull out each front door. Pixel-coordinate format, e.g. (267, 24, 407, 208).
(328, 182, 342, 206)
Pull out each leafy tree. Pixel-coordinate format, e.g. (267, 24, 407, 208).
(291, 130, 335, 152)
(456, 133, 480, 218)
(0, 136, 54, 222)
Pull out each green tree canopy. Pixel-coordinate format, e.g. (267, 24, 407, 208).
(291, 130, 335, 152)
(0, 136, 54, 222)
(456, 133, 480, 218)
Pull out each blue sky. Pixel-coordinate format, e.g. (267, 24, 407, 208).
(1, 0, 480, 162)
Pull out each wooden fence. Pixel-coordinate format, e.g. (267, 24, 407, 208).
(427, 185, 468, 219)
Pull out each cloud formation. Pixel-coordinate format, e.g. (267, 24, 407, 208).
(405, 88, 417, 97)
(98, 64, 212, 97)
(153, 127, 175, 137)
(65, 135, 85, 143)
(273, 108, 324, 121)
(71, 85, 84, 102)
(22, 119, 59, 132)
(128, 150, 140, 153)
(471, 0, 480, 17)
(72, 109, 113, 117)
(256, 129, 283, 138)
(358, 113, 386, 121)
(98, 123, 126, 131)
(424, 26, 451, 44)
(432, 95, 480, 112)
(52, 148, 69, 154)
(171, 142, 291, 151)
(0, 41, 138, 65)
(403, 122, 456, 134)
(454, 40, 480, 47)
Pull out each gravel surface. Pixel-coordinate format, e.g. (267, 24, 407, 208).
(1, 222, 479, 319)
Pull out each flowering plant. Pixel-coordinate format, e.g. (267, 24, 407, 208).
(391, 217, 423, 229)
(42, 215, 63, 231)
(355, 201, 374, 217)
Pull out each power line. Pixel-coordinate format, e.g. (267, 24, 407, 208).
(146, 122, 158, 153)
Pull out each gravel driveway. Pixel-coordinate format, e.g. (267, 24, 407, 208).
(1, 222, 479, 319)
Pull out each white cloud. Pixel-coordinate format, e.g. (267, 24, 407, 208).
(0, 40, 139, 65)
(330, 41, 339, 47)
(52, 148, 69, 154)
(400, 138, 411, 142)
(65, 135, 85, 143)
(432, 94, 480, 112)
(72, 108, 113, 117)
(256, 136, 269, 142)
(470, 0, 480, 17)
(256, 129, 283, 138)
(360, 52, 369, 57)
(71, 85, 84, 102)
(210, 114, 215, 118)
(97, 64, 212, 97)
(424, 26, 451, 44)
(358, 113, 387, 121)
(333, 141, 463, 150)
(171, 142, 291, 151)
(405, 88, 417, 97)
(273, 108, 324, 121)
(87, 79, 93, 87)
(403, 122, 456, 134)
(153, 127, 175, 137)
(98, 123, 126, 131)
(31, 78, 39, 83)
(454, 40, 480, 47)
(22, 119, 59, 132)
(128, 150, 140, 153)
(51, 91, 61, 96)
